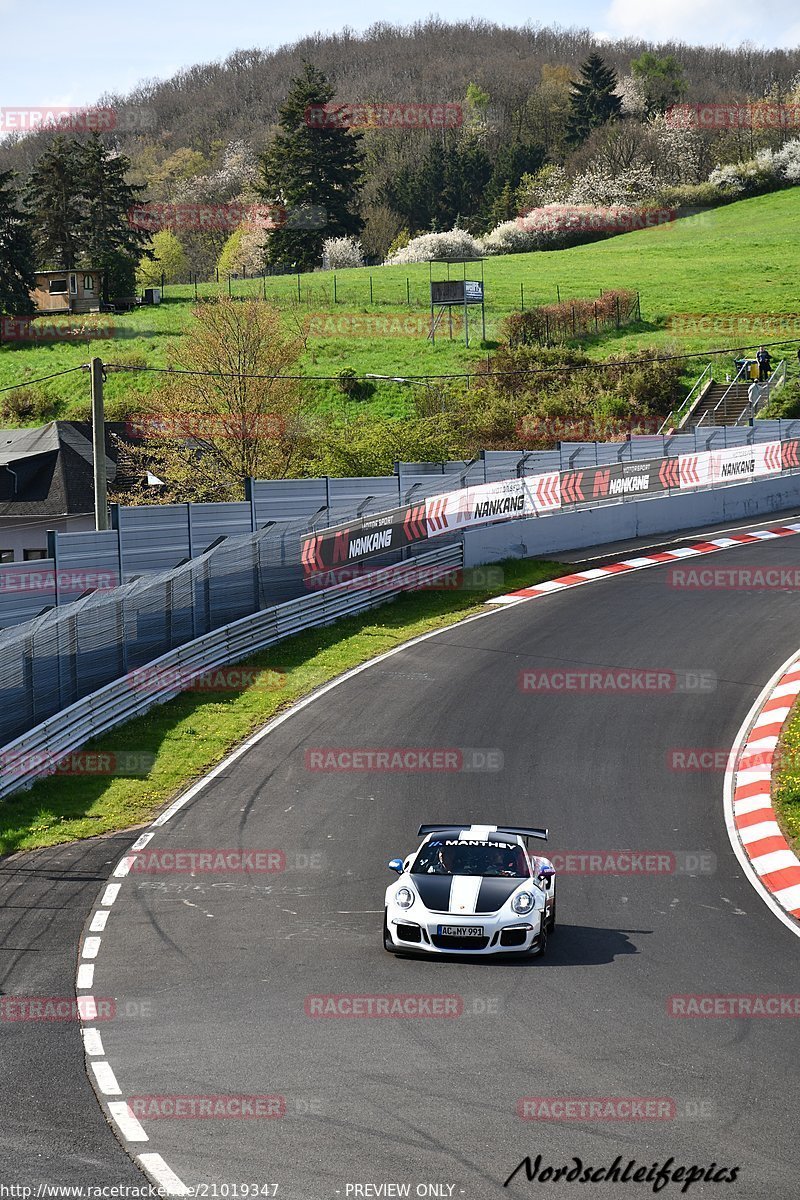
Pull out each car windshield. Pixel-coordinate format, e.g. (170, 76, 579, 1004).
(411, 839, 529, 877)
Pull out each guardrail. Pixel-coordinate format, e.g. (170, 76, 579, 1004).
(0, 542, 462, 803)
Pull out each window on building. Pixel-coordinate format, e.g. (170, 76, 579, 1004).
(0, 550, 13, 563)
(23, 549, 47, 561)
(69, 274, 78, 294)
(84, 274, 95, 293)
(48, 279, 68, 294)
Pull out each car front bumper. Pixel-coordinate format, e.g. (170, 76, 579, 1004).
(386, 906, 546, 954)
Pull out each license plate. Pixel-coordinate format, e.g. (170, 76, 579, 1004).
(439, 924, 483, 937)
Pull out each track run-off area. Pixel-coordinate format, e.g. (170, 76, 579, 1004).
(6, 516, 800, 1199)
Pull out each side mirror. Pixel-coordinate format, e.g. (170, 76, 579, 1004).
(538, 865, 555, 885)
(388, 858, 404, 874)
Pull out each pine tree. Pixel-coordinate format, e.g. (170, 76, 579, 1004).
(259, 63, 363, 270)
(24, 136, 84, 268)
(566, 54, 623, 146)
(0, 171, 36, 316)
(78, 134, 149, 301)
(630, 53, 687, 115)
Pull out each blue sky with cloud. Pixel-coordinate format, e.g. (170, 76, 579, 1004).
(1, 0, 799, 109)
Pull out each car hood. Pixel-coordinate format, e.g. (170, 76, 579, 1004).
(409, 873, 526, 914)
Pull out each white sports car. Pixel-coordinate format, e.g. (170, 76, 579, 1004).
(383, 823, 556, 957)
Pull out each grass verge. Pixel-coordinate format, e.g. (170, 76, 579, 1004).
(0, 558, 566, 855)
(771, 699, 800, 859)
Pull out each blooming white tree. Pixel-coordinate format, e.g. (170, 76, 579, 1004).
(384, 228, 484, 264)
(773, 137, 800, 182)
(321, 235, 365, 269)
(481, 204, 640, 254)
(617, 75, 649, 118)
(567, 164, 661, 206)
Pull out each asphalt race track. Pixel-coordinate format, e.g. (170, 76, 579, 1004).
(7, 525, 800, 1198)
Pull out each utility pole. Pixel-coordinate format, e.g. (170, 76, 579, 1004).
(91, 357, 108, 530)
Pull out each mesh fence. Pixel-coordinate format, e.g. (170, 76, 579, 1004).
(0, 511, 402, 746)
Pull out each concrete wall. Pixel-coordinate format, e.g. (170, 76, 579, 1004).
(461, 473, 800, 565)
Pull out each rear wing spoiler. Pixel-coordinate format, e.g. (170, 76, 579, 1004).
(417, 824, 548, 842)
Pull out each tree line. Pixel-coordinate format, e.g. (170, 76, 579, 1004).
(2, 23, 800, 309)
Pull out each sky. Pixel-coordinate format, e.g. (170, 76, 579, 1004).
(1, 0, 799, 111)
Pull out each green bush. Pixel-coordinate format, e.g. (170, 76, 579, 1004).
(0, 386, 57, 425)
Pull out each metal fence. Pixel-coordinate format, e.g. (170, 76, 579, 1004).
(0, 542, 463, 801)
(0, 505, 444, 748)
(4, 419, 800, 635)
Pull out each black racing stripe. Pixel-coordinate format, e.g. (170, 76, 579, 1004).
(475, 878, 521, 913)
(410, 874, 453, 912)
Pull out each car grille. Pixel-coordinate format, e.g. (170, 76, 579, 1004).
(431, 934, 490, 951)
(499, 928, 528, 947)
(396, 924, 422, 943)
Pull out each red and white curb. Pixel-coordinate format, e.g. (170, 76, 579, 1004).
(487, 522, 800, 605)
(725, 653, 800, 932)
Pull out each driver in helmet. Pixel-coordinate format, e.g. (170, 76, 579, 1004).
(428, 842, 458, 874)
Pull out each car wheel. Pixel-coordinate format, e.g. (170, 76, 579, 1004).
(531, 921, 548, 958)
(547, 897, 556, 934)
(383, 912, 396, 953)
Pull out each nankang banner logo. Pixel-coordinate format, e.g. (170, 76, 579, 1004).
(473, 494, 525, 519)
(347, 529, 393, 558)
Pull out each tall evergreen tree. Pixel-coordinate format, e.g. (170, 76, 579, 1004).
(259, 63, 363, 270)
(566, 53, 622, 146)
(24, 136, 84, 268)
(0, 171, 36, 316)
(78, 134, 149, 301)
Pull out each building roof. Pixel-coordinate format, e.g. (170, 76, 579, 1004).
(0, 421, 119, 518)
(34, 268, 102, 277)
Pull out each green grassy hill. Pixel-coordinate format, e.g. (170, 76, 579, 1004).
(3, 188, 799, 420)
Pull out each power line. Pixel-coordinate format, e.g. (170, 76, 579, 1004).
(0, 366, 87, 395)
(103, 336, 800, 383)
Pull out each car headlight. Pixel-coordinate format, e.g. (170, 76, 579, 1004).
(396, 886, 415, 909)
(511, 890, 535, 915)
